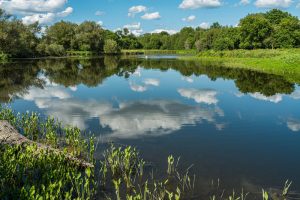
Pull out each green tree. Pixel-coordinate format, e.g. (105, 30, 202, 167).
(0, 9, 40, 57)
(239, 14, 273, 49)
(104, 39, 121, 54)
(73, 21, 105, 52)
(44, 21, 77, 50)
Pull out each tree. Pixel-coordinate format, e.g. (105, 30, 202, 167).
(273, 17, 300, 48)
(195, 40, 204, 52)
(72, 21, 105, 52)
(264, 9, 292, 25)
(0, 9, 40, 57)
(239, 14, 273, 49)
(104, 39, 120, 54)
(44, 21, 77, 50)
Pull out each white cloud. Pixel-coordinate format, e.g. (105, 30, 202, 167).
(123, 22, 143, 36)
(22, 13, 55, 25)
(179, 0, 222, 9)
(199, 22, 210, 29)
(254, 0, 292, 8)
(141, 12, 161, 20)
(124, 22, 141, 30)
(144, 78, 160, 87)
(287, 118, 300, 132)
(239, 0, 251, 5)
(250, 93, 282, 103)
(97, 21, 103, 26)
(0, 0, 67, 14)
(56, 7, 73, 17)
(178, 88, 218, 105)
(131, 29, 144, 36)
(1, 0, 72, 25)
(151, 29, 178, 34)
(128, 5, 147, 17)
(95, 10, 105, 16)
(21, 7, 73, 25)
(182, 15, 196, 22)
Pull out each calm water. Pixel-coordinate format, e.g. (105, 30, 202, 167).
(1, 56, 300, 197)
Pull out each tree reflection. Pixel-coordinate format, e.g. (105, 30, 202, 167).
(0, 57, 296, 103)
(0, 62, 43, 102)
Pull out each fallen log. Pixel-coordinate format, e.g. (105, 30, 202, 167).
(0, 120, 94, 168)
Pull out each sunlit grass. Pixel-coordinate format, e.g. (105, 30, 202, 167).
(180, 49, 300, 84)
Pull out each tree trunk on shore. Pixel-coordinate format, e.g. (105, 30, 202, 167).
(0, 120, 94, 168)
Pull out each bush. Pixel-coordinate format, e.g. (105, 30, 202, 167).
(45, 44, 66, 57)
(104, 39, 120, 54)
(0, 51, 8, 61)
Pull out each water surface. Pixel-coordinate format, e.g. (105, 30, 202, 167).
(1, 56, 300, 197)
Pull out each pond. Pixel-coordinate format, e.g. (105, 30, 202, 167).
(1, 56, 300, 197)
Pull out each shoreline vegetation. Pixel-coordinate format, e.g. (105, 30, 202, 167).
(1, 8, 299, 60)
(0, 106, 297, 199)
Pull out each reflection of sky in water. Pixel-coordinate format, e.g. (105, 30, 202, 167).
(13, 67, 300, 136)
(14, 71, 226, 138)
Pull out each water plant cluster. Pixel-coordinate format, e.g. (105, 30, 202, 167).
(0, 106, 296, 199)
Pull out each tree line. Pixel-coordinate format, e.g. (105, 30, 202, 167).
(0, 8, 299, 58)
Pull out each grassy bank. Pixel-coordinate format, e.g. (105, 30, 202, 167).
(121, 49, 197, 55)
(0, 106, 296, 199)
(180, 49, 300, 84)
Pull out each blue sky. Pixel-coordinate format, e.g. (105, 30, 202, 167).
(1, 0, 299, 34)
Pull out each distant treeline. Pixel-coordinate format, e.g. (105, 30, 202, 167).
(0, 8, 299, 59)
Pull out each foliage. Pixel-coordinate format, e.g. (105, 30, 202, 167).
(0, 8, 299, 58)
(0, 52, 8, 62)
(104, 39, 121, 54)
(0, 144, 95, 200)
(0, 10, 40, 58)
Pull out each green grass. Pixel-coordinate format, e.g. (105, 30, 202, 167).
(121, 49, 197, 55)
(180, 49, 300, 84)
(66, 51, 100, 57)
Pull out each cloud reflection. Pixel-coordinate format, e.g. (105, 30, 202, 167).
(129, 82, 147, 92)
(178, 88, 218, 104)
(144, 78, 160, 86)
(17, 84, 225, 138)
(100, 100, 224, 138)
(250, 92, 282, 103)
(287, 118, 300, 132)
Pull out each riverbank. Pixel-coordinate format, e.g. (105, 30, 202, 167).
(180, 49, 300, 84)
(121, 49, 197, 55)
